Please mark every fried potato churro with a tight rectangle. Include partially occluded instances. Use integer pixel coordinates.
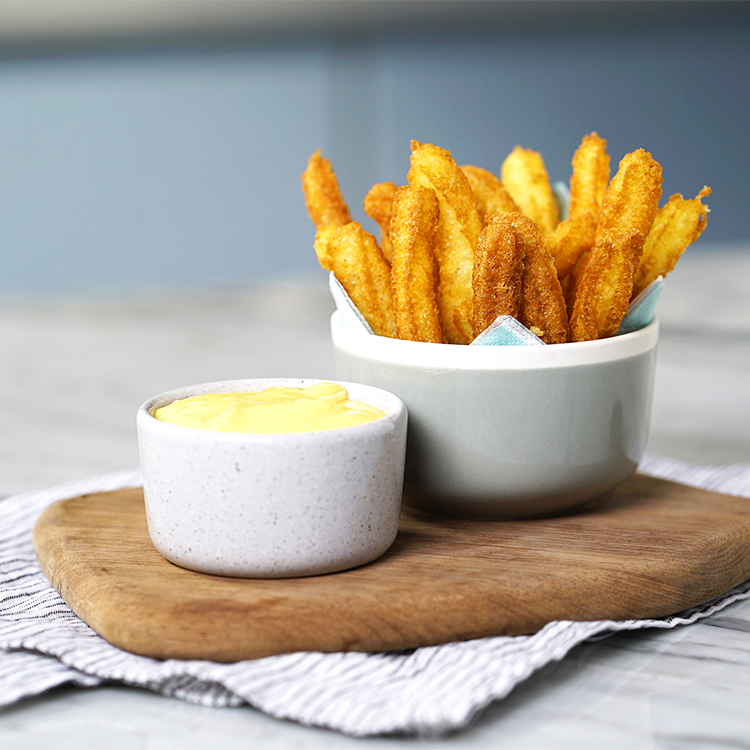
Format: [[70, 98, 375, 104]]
[[364, 181, 398, 264], [570, 227, 645, 342], [408, 141, 482, 344], [472, 213, 525, 337], [501, 146, 559, 235], [313, 224, 337, 272], [390, 186, 444, 343], [324, 221, 396, 338], [546, 213, 597, 280], [301, 149, 351, 229], [568, 132, 610, 222], [460, 165, 519, 224], [304, 135, 710, 345], [597, 149, 663, 241], [509, 213, 569, 344], [632, 186, 711, 298], [562, 249, 588, 315]]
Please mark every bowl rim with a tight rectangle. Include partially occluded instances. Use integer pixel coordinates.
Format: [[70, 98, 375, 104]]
[[331, 311, 659, 370], [137, 377, 406, 440]]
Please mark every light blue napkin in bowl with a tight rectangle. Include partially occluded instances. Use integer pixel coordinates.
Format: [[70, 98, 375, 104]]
[[329, 269, 664, 345], [616, 276, 665, 335], [329, 273, 374, 335], [470, 316, 545, 346]]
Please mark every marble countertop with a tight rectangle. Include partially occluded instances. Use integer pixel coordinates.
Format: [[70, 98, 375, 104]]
[[1, 246, 749, 747]]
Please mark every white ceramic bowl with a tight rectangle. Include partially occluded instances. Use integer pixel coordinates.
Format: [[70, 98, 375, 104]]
[[136, 378, 407, 578], [332, 313, 659, 519]]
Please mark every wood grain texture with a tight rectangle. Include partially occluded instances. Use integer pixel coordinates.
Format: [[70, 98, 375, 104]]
[[33, 474, 750, 662]]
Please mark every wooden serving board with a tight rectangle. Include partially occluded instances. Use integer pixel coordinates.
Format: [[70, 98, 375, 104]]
[[33, 474, 750, 663]]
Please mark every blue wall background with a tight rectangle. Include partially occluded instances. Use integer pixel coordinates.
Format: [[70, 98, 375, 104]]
[[0, 3, 747, 296]]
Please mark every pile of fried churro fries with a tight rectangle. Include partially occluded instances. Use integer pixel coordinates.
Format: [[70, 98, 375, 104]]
[[302, 134, 710, 344]]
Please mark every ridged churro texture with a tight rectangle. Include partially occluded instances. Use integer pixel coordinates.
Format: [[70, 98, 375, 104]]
[[460, 165, 519, 224], [390, 186, 444, 343], [472, 213, 525, 337], [501, 146, 559, 236], [364, 181, 398, 265], [301, 150, 351, 229], [408, 141, 482, 344], [509, 213, 570, 344], [568, 132, 611, 223], [570, 227, 645, 342], [596, 149, 663, 242], [546, 213, 597, 280], [633, 187, 711, 298], [303, 135, 710, 345], [317, 222, 396, 338]]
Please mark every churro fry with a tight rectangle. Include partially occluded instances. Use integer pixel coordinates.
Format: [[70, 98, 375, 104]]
[[408, 141, 482, 344], [304, 135, 709, 346], [546, 213, 597, 280], [460, 165, 519, 224], [501, 146, 559, 235], [563, 249, 588, 314], [568, 132, 610, 222], [301, 150, 351, 229], [632, 187, 711, 298], [313, 224, 337, 272], [472, 213, 525, 337], [326, 221, 396, 338], [364, 181, 398, 264], [570, 227, 645, 342], [563, 148, 662, 318], [390, 186, 444, 343], [509, 213, 569, 344], [597, 149, 663, 241]]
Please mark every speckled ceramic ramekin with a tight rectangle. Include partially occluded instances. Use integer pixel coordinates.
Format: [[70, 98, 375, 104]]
[[136, 378, 407, 578]]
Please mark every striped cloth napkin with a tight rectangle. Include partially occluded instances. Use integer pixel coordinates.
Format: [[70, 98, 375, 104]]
[[2, 457, 749, 737]]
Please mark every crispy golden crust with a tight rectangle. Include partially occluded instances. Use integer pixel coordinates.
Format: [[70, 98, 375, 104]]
[[507, 213, 569, 344], [472, 213, 525, 337], [460, 165, 519, 224], [632, 186, 711, 298], [301, 150, 352, 229], [389, 186, 444, 343], [364, 181, 398, 264], [313, 224, 337, 272], [596, 149, 663, 242], [568, 132, 610, 222], [562, 249, 588, 314], [500, 146, 559, 235], [408, 141, 482, 344], [303, 136, 707, 346], [570, 227, 645, 341], [546, 213, 597, 280], [326, 221, 397, 338]]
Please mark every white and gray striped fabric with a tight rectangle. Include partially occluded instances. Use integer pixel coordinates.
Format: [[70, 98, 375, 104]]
[[2, 457, 750, 737]]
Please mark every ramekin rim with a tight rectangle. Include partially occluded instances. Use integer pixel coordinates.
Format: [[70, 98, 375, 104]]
[[136, 377, 406, 440]]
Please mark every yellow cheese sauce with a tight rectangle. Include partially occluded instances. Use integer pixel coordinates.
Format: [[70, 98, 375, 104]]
[[152, 382, 386, 434]]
